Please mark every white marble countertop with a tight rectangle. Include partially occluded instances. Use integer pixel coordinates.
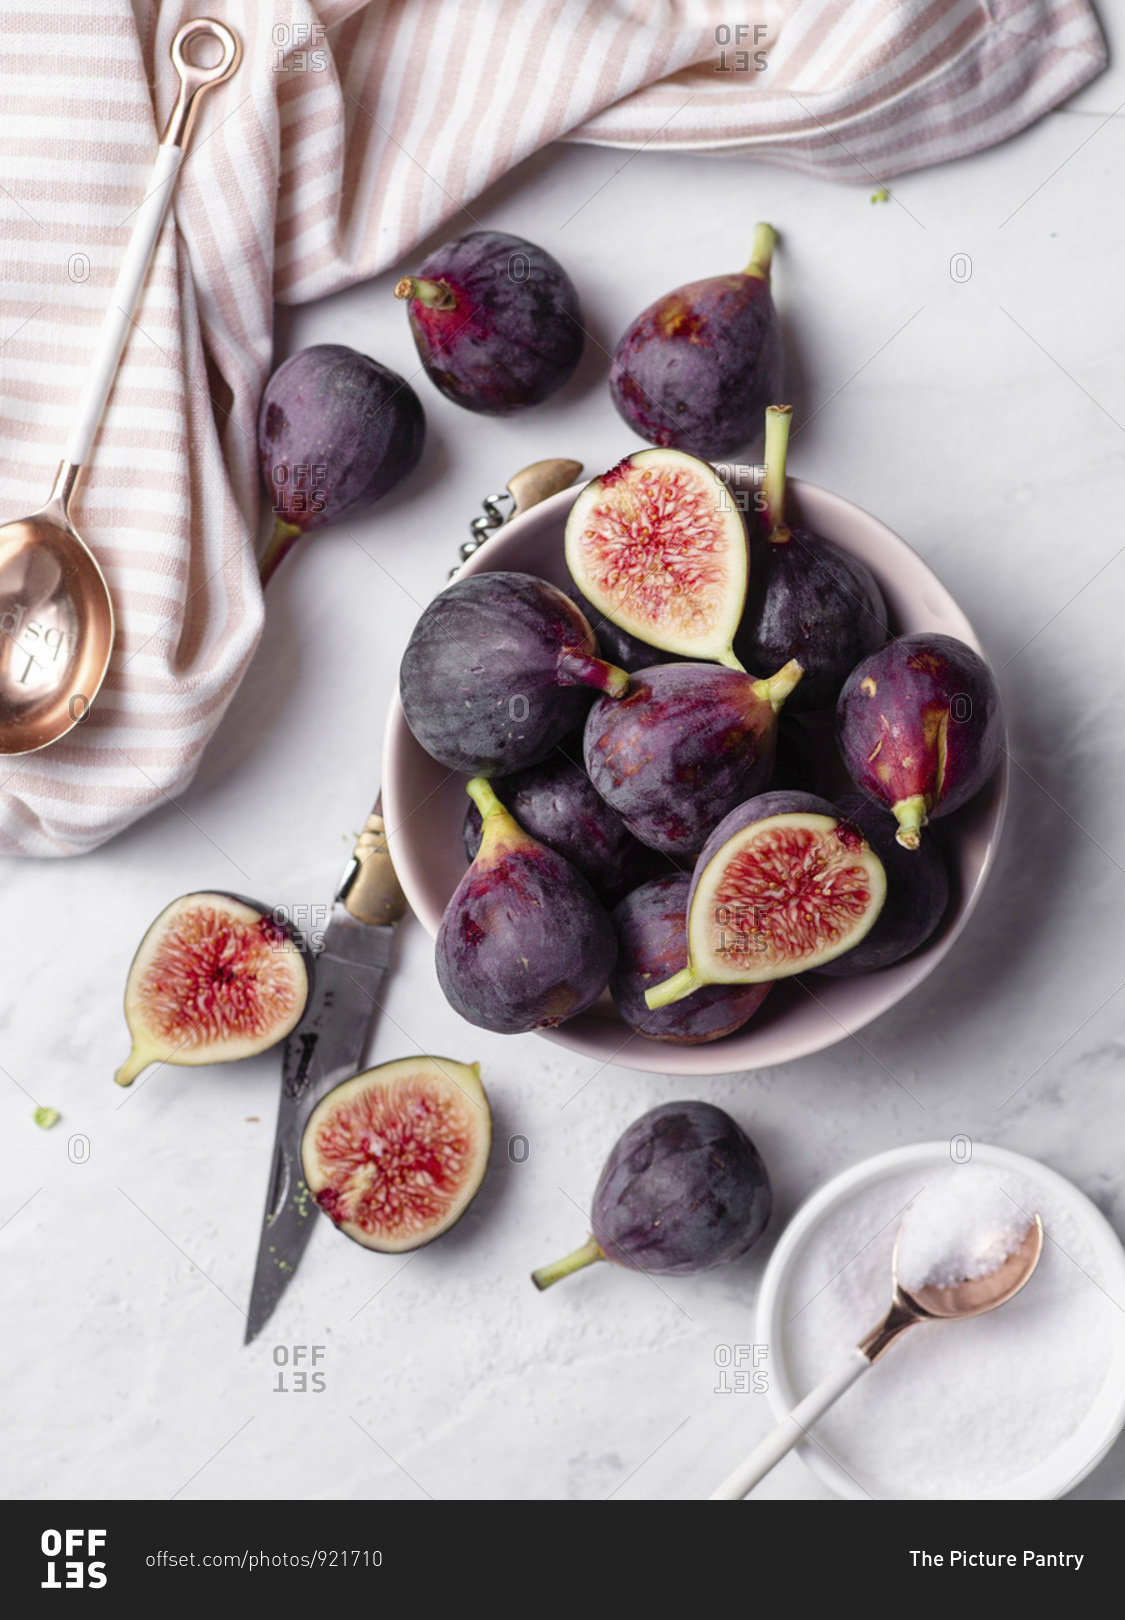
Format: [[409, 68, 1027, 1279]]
[[4, 21, 1125, 1501]]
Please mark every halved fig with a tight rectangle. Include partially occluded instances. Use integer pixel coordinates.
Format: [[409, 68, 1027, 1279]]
[[115, 893, 310, 1086], [645, 791, 886, 1008], [564, 448, 749, 669], [610, 877, 771, 1044], [301, 1057, 491, 1253]]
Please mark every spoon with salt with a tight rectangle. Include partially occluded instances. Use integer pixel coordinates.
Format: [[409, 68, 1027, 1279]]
[[709, 1202, 1044, 1499]]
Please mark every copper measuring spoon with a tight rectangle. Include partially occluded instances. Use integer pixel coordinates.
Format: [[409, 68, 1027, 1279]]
[[710, 1212, 1044, 1498], [0, 18, 240, 756]]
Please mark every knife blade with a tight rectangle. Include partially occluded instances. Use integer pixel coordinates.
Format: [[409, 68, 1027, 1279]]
[[244, 458, 583, 1343], [244, 801, 407, 1344]]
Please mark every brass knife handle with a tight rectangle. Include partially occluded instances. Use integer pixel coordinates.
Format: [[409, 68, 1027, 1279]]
[[344, 804, 408, 926]]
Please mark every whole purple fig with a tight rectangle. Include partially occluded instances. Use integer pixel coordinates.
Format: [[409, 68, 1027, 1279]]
[[401, 572, 628, 776], [394, 230, 583, 414], [610, 876, 770, 1043], [583, 659, 802, 858], [531, 1101, 771, 1288], [462, 751, 658, 905], [437, 778, 617, 1034], [837, 633, 1004, 849], [736, 406, 888, 710], [813, 795, 949, 975], [257, 344, 425, 584], [609, 223, 781, 459]]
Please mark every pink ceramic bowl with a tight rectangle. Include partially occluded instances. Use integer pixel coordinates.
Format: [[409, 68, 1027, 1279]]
[[382, 473, 1007, 1075]]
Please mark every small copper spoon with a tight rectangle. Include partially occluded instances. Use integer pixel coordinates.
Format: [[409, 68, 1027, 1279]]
[[710, 1212, 1044, 1499], [0, 19, 240, 756]]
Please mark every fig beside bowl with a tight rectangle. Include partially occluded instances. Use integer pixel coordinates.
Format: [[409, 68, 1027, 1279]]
[[382, 472, 1007, 1077]]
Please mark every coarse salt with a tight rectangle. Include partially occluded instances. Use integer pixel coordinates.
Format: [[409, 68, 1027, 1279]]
[[895, 1168, 1033, 1291], [782, 1163, 1114, 1498]]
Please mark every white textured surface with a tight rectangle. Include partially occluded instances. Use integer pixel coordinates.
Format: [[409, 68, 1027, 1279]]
[[4, 66, 1125, 1500]]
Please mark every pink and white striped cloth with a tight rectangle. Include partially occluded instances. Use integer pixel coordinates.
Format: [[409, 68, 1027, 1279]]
[[0, 0, 1106, 856]]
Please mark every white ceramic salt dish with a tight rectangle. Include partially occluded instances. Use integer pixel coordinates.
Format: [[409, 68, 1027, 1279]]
[[382, 476, 1008, 1076], [754, 1141, 1125, 1500]]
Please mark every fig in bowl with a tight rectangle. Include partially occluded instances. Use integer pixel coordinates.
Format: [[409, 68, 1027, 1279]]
[[381, 468, 1006, 1076]]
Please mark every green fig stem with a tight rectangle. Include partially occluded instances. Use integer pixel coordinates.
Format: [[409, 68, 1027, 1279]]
[[645, 965, 701, 1011], [752, 657, 804, 713], [258, 518, 303, 588], [466, 775, 508, 826], [762, 404, 793, 537], [465, 777, 526, 859], [892, 794, 929, 850], [745, 221, 777, 281], [114, 1046, 150, 1087], [531, 1236, 604, 1290], [557, 650, 630, 698], [717, 648, 748, 673], [394, 275, 456, 311]]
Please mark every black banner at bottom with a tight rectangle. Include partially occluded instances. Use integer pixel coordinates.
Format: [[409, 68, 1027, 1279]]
[[2, 1497, 1114, 1603]]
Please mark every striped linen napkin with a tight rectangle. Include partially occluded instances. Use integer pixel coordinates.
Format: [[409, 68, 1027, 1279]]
[[0, 0, 1105, 855]]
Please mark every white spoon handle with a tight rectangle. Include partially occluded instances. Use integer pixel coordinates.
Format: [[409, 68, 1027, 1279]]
[[709, 1348, 870, 1499], [63, 19, 240, 469], [64, 144, 184, 467]]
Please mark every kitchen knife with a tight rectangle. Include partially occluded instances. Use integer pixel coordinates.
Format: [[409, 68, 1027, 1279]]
[[243, 457, 582, 1343], [244, 801, 407, 1343]]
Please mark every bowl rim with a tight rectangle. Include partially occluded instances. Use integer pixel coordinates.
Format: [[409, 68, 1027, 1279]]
[[381, 472, 1009, 1075], [753, 1141, 1125, 1500]]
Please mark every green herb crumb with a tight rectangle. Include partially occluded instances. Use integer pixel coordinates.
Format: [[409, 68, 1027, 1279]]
[[870, 188, 889, 204], [34, 1106, 60, 1129]]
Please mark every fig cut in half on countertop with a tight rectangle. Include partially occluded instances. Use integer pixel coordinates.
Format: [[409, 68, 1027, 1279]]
[[115, 893, 310, 1086], [301, 1057, 492, 1252]]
